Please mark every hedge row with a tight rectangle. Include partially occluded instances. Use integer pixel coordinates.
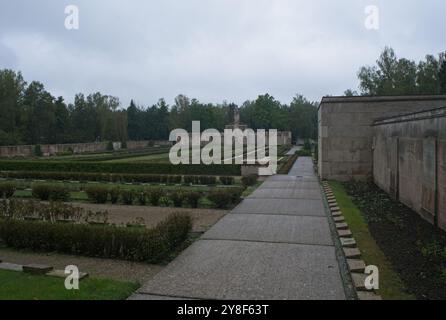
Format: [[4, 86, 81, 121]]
[[278, 154, 299, 174], [0, 171, 237, 185], [85, 186, 244, 209], [0, 213, 192, 263], [0, 161, 241, 176]]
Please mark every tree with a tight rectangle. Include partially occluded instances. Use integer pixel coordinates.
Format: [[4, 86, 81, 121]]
[[440, 60, 446, 94], [357, 47, 443, 96]]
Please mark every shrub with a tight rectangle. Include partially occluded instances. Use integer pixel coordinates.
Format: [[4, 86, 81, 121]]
[[34, 144, 43, 157], [48, 185, 70, 202], [219, 176, 235, 185], [297, 149, 312, 157], [147, 188, 165, 206], [170, 191, 185, 207], [0, 213, 192, 263], [0, 182, 16, 199], [207, 190, 233, 209], [32, 184, 52, 201], [229, 187, 244, 205], [167, 175, 182, 184], [121, 189, 135, 205], [185, 192, 201, 208], [85, 186, 109, 204], [109, 187, 120, 204], [241, 175, 258, 187], [106, 141, 114, 151], [199, 176, 217, 185], [137, 189, 147, 205], [0, 161, 241, 176]]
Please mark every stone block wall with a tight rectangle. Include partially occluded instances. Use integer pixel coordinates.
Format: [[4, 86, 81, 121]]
[[318, 95, 446, 181], [373, 107, 446, 231]]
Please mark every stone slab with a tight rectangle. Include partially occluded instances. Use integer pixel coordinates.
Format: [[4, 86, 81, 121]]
[[352, 273, 368, 291], [338, 229, 352, 237], [343, 248, 361, 259], [232, 199, 325, 217], [138, 240, 345, 300], [0, 262, 23, 272], [46, 269, 89, 280], [340, 238, 357, 248], [336, 223, 349, 230], [357, 292, 382, 300], [202, 214, 334, 246], [248, 188, 322, 200], [347, 259, 366, 273], [333, 216, 345, 223], [23, 264, 54, 275]]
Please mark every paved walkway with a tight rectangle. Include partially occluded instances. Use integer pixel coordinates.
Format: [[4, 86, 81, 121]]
[[130, 157, 345, 300]]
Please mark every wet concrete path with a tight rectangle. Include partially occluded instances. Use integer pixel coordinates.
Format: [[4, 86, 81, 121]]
[[130, 157, 345, 300]]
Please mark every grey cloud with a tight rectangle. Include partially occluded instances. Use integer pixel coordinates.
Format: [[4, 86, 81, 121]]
[[0, 0, 444, 106]]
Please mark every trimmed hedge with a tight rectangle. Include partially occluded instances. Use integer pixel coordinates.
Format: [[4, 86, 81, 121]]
[[0, 182, 16, 199], [0, 171, 235, 185], [241, 175, 258, 187], [0, 161, 241, 176], [0, 213, 192, 263], [32, 184, 70, 202]]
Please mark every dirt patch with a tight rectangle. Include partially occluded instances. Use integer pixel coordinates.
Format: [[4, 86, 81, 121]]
[[0, 247, 163, 285], [343, 182, 446, 300], [73, 202, 227, 232]]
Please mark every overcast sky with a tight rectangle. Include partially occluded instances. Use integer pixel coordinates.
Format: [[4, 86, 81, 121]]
[[0, 0, 444, 107]]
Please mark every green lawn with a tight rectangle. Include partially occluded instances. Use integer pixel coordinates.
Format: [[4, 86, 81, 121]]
[[0, 270, 138, 300], [329, 181, 415, 300]]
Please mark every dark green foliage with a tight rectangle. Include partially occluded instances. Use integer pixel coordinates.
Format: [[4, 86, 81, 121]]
[[219, 176, 235, 185], [85, 186, 109, 204], [185, 192, 201, 208], [32, 184, 69, 202], [170, 191, 185, 207], [147, 188, 164, 206], [440, 60, 446, 94], [0, 182, 16, 199], [0, 161, 241, 176], [106, 141, 114, 151], [121, 189, 135, 205], [33, 145, 43, 157], [207, 190, 233, 209], [241, 175, 258, 187], [0, 214, 192, 263], [137, 189, 147, 205], [109, 187, 120, 204]]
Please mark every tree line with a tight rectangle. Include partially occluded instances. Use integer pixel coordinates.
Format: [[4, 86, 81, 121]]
[[346, 47, 446, 96], [0, 69, 318, 146]]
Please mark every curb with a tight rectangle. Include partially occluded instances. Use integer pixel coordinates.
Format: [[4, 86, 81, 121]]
[[321, 181, 382, 301]]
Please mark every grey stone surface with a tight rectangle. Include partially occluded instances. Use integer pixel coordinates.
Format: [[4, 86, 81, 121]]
[[340, 238, 357, 248], [248, 188, 323, 200], [202, 214, 333, 246], [343, 248, 361, 259], [133, 155, 346, 301], [357, 292, 382, 300], [352, 273, 368, 291], [338, 229, 352, 237], [138, 240, 345, 300], [347, 259, 366, 273], [232, 198, 325, 217], [336, 223, 349, 230], [0, 262, 23, 272]]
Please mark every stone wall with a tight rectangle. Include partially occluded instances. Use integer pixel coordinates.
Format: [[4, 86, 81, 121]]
[[318, 95, 446, 181], [0, 140, 171, 158], [373, 107, 446, 231]]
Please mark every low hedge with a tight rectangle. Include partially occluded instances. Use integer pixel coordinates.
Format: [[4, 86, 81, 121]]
[[0, 171, 234, 185], [32, 184, 70, 202], [0, 182, 16, 199], [0, 161, 241, 176], [278, 154, 299, 174], [0, 213, 192, 263]]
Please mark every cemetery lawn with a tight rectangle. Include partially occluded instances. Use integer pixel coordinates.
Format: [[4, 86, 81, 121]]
[[0, 269, 138, 300], [329, 181, 415, 300]]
